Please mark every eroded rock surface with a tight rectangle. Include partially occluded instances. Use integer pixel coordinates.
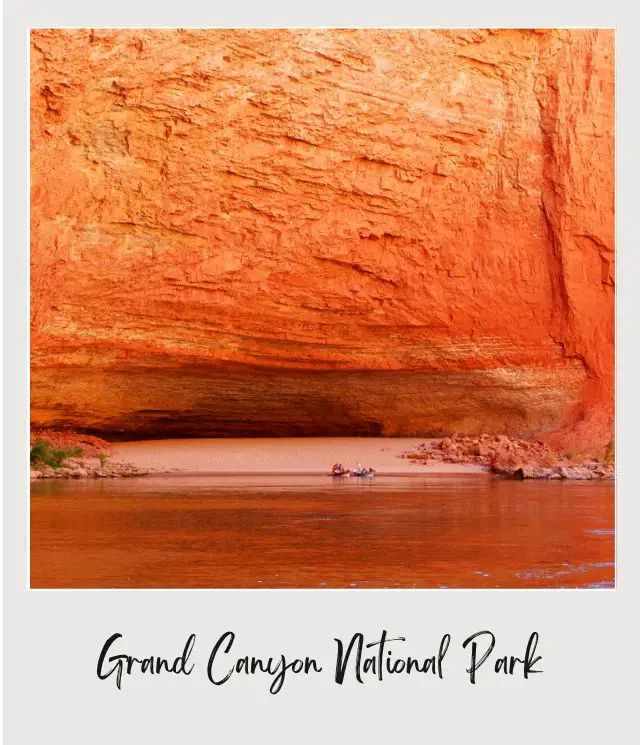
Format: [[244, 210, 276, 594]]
[[402, 436, 614, 480], [30, 29, 614, 444]]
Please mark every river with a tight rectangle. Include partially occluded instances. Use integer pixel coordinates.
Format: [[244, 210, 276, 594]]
[[30, 474, 614, 589]]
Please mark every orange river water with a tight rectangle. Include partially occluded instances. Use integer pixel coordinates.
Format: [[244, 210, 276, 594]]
[[31, 473, 614, 589]]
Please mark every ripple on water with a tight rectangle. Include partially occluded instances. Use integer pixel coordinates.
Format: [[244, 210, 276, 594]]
[[584, 580, 615, 589], [30, 474, 614, 588]]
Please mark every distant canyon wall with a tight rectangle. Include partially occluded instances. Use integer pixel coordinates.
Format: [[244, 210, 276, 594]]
[[30, 29, 614, 445]]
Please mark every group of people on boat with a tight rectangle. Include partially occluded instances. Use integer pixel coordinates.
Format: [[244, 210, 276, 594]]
[[331, 463, 375, 477]]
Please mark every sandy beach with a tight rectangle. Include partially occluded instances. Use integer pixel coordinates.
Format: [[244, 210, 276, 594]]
[[113, 437, 488, 475]]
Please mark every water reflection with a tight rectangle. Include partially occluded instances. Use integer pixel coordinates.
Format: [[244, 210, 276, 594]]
[[31, 474, 614, 589]]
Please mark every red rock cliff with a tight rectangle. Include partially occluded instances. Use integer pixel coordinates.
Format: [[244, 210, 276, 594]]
[[30, 29, 614, 444]]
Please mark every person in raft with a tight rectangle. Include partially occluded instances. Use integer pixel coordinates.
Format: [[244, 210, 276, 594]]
[[353, 464, 375, 476], [332, 463, 346, 475]]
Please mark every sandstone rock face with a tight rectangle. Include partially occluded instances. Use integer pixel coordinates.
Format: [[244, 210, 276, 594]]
[[30, 29, 614, 444]]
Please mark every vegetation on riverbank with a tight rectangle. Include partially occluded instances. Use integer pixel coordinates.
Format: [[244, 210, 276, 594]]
[[30, 439, 84, 469], [30, 432, 152, 479]]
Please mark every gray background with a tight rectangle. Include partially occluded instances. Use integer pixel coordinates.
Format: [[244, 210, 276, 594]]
[[4, 1, 638, 742]]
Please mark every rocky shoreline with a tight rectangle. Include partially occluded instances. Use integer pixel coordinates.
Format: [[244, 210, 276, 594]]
[[30, 430, 614, 481], [30, 458, 159, 480], [401, 435, 614, 480], [29, 429, 173, 479]]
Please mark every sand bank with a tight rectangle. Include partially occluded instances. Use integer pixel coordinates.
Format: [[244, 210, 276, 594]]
[[112, 437, 488, 475]]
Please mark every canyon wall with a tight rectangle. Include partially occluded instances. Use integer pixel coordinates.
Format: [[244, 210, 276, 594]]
[[30, 29, 614, 444]]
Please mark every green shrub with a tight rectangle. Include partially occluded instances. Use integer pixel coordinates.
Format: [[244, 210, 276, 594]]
[[98, 453, 108, 468], [30, 439, 83, 469], [562, 449, 577, 462], [30, 440, 51, 466]]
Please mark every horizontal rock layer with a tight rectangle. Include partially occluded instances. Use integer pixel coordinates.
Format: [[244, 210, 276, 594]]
[[31, 361, 587, 439], [30, 29, 614, 443]]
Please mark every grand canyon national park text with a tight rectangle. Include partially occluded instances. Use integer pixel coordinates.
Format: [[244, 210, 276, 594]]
[[96, 630, 543, 693]]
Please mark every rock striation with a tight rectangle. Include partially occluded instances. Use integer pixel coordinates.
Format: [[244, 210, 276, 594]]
[[30, 29, 614, 445]]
